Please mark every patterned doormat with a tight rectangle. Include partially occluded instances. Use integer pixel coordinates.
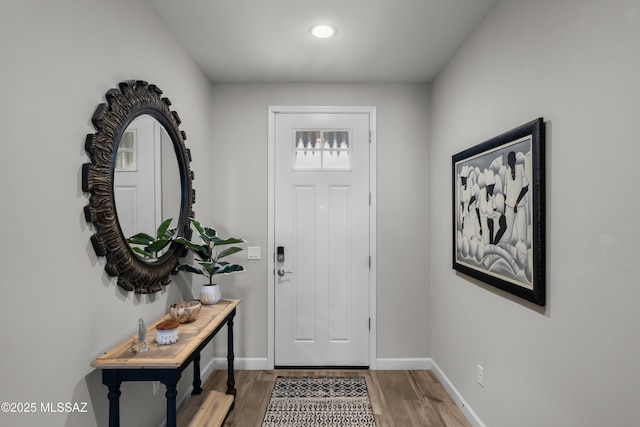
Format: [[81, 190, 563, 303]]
[[262, 376, 376, 427]]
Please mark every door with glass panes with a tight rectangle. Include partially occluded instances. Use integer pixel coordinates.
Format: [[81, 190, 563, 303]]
[[274, 111, 371, 366]]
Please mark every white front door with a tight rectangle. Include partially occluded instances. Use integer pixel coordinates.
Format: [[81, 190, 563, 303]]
[[274, 111, 371, 366]]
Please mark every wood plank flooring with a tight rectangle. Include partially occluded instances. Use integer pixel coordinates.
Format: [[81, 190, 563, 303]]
[[202, 370, 471, 426]]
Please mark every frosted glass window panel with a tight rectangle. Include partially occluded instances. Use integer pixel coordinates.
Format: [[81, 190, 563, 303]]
[[294, 131, 322, 169], [115, 151, 136, 170], [295, 150, 322, 169], [294, 130, 351, 170], [323, 131, 349, 150], [322, 131, 350, 169], [296, 131, 320, 150], [120, 131, 135, 149], [116, 130, 137, 171], [323, 149, 350, 169]]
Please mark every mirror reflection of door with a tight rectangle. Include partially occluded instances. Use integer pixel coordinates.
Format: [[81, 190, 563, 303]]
[[114, 115, 181, 257]]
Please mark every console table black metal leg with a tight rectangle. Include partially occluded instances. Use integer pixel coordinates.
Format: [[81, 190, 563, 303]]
[[102, 370, 121, 427], [226, 309, 236, 397], [192, 352, 203, 395], [165, 382, 178, 427]]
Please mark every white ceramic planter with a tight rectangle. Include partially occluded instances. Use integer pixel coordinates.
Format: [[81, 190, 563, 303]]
[[200, 284, 221, 305]]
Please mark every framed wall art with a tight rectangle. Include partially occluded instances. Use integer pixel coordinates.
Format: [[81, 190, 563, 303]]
[[452, 118, 545, 306]]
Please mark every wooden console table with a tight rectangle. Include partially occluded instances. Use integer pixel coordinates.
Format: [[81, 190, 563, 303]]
[[91, 299, 240, 427]]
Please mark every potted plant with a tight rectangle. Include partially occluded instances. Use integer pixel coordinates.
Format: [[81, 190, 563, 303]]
[[126, 218, 176, 261], [174, 218, 245, 305]]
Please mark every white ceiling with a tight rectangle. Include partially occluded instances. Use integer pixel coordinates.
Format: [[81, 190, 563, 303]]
[[144, 0, 498, 83]]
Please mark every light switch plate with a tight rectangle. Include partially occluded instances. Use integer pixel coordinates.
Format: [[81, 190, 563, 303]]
[[247, 246, 261, 260]]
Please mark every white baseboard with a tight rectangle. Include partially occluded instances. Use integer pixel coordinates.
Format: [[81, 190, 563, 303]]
[[375, 357, 433, 370], [429, 359, 485, 427], [212, 357, 270, 370]]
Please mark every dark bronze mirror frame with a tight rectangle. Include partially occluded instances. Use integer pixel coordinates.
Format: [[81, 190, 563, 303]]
[[82, 80, 195, 293]]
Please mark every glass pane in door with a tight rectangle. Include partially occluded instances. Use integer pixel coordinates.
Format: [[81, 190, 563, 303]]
[[294, 130, 351, 170]]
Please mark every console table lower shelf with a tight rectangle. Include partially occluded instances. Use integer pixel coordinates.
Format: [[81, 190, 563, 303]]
[[176, 390, 234, 427], [91, 299, 240, 427]]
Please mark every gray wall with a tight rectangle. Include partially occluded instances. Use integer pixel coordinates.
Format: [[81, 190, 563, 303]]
[[0, 1, 212, 426], [207, 83, 431, 361], [429, 0, 640, 425]]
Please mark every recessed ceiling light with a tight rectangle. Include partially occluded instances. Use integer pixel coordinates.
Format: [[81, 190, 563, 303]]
[[310, 24, 336, 39]]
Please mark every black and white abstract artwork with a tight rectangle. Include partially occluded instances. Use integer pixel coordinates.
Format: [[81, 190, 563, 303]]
[[452, 118, 545, 306]]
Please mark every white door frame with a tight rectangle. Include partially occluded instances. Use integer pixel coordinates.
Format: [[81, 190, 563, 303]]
[[267, 106, 377, 369]]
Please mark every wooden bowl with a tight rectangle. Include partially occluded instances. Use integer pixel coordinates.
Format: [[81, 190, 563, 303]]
[[169, 300, 202, 323]]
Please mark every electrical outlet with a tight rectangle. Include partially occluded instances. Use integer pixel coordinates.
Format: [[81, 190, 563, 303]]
[[153, 381, 160, 395], [477, 364, 484, 387]]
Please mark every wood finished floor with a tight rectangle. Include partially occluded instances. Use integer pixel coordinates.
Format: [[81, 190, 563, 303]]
[[203, 370, 471, 427]]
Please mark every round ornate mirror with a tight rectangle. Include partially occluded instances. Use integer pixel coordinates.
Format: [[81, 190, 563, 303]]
[[82, 80, 195, 293]]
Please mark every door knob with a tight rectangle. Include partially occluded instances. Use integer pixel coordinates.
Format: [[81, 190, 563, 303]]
[[277, 268, 292, 277]]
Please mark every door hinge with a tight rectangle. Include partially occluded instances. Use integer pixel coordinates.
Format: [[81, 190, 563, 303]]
[[369, 192, 371, 205], [369, 256, 371, 269], [369, 318, 371, 330], [369, 131, 372, 143]]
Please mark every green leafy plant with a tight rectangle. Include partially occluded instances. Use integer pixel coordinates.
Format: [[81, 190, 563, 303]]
[[126, 218, 176, 260], [174, 218, 245, 285]]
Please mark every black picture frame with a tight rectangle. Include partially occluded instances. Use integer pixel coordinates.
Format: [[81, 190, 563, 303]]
[[452, 118, 545, 306]]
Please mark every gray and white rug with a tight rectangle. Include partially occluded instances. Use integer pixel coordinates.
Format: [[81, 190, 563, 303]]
[[262, 376, 376, 426]]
